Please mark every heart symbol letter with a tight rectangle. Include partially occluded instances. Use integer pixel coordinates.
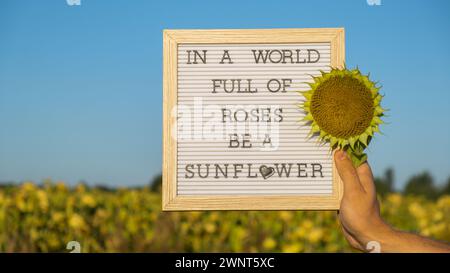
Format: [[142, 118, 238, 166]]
[[259, 165, 275, 179]]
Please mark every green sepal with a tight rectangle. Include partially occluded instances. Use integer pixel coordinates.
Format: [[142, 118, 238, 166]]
[[303, 113, 313, 121], [372, 116, 383, 125], [348, 151, 367, 167], [311, 123, 320, 134], [346, 145, 368, 167], [330, 137, 338, 148], [349, 136, 357, 150], [360, 132, 369, 146], [374, 106, 385, 116]]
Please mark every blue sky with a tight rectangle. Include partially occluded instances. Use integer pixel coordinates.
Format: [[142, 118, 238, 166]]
[[0, 0, 449, 188]]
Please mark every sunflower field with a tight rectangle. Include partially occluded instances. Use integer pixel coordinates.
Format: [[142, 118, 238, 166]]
[[0, 182, 449, 252]]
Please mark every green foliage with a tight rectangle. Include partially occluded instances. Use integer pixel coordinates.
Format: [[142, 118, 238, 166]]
[[374, 168, 395, 196], [404, 172, 438, 199], [0, 182, 449, 252], [441, 177, 450, 196], [150, 174, 162, 193]]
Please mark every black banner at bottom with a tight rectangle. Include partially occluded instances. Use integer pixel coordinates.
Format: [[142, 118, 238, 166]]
[[0, 253, 447, 272]]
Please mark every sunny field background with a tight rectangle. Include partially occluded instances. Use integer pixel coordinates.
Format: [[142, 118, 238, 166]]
[[1, 171, 449, 252]]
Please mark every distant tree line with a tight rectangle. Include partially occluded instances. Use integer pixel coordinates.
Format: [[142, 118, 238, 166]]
[[375, 168, 450, 199], [2, 169, 449, 200]]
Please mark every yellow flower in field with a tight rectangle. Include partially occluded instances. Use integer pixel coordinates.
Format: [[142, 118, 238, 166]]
[[209, 212, 219, 222], [386, 193, 402, 207], [76, 184, 86, 193], [2, 182, 448, 253], [21, 182, 36, 192], [408, 202, 427, 219], [428, 223, 446, 237], [262, 237, 277, 250], [36, 190, 49, 211], [30, 229, 39, 240], [192, 237, 202, 251], [418, 219, 428, 229], [282, 243, 303, 253], [293, 227, 307, 239], [433, 211, 444, 221], [204, 222, 216, 233], [421, 227, 431, 236], [230, 227, 247, 251], [56, 182, 68, 192], [307, 228, 324, 244], [126, 218, 138, 234], [51, 212, 65, 223], [47, 233, 61, 249], [69, 213, 87, 230], [15, 194, 28, 212], [301, 219, 314, 230], [279, 211, 293, 222], [81, 194, 97, 208], [189, 211, 202, 220], [437, 195, 450, 209], [325, 243, 340, 252], [94, 208, 108, 219]]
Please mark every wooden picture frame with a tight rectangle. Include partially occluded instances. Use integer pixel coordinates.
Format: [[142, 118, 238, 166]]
[[163, 28, 345, 210]]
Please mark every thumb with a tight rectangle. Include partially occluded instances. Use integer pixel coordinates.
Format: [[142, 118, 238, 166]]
[[334, 150, 365, 196]]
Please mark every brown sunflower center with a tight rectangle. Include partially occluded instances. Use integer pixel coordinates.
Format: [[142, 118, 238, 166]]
[[310, 75, 374, 138]]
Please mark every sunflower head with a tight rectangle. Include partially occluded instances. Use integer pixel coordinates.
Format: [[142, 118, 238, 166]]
[[300, 67, 385, 166]]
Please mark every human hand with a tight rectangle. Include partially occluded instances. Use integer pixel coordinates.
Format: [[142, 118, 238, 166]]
[[334, 150, 450, 253], [334, 150, 392, 252]]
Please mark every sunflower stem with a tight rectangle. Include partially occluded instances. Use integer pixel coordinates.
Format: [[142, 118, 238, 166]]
[[346, 147, 367, 167]]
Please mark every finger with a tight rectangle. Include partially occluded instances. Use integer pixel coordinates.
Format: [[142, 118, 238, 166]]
[[334, 150, 365, 196], [356, 162, 376, 197]]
